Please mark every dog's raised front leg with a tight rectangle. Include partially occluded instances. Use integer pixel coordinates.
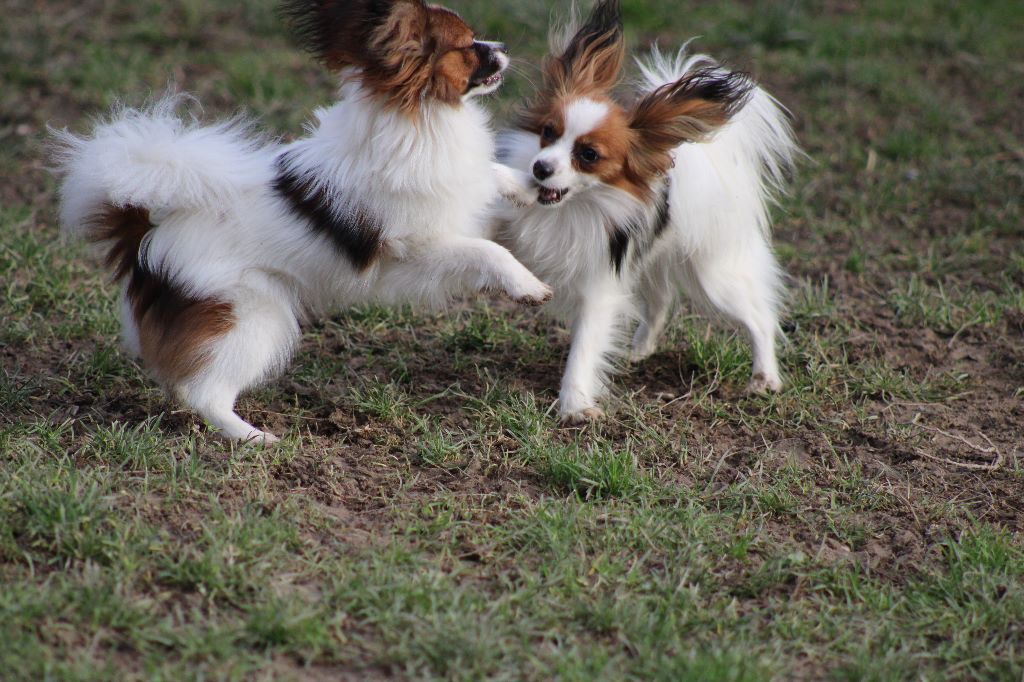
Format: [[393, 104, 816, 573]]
[[375, 236, 552, 306], [493, 162, 537, 208]]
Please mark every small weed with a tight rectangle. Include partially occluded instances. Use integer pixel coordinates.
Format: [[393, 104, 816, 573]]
[[242, 597, 336, 662], [6, 461, 121, 565], [416, 422, 470, 468], [540, 442, 655, 500], [678, 320, 752, 387], [83, 419, 173, 473], [348, 381, 414, 425], [889, 274, 1016, 335]]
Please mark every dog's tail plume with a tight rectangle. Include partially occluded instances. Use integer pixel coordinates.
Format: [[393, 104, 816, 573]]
[[50, 95, 267, 250]]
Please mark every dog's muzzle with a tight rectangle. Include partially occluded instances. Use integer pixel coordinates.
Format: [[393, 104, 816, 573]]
[[466, 41, 508, 91]]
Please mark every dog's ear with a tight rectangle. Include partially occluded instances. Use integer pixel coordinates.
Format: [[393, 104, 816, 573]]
[[368, 0, 428, 58], [626, 68, 752, 179], [281, 0, 428, 71], [544, 0, 624, 95], [517, 0, 624, 133]]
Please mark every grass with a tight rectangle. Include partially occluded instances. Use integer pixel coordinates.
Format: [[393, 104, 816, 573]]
[[2, 0, 1023, 679]]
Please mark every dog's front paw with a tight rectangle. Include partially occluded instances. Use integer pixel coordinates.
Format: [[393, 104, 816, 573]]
[[500, 188, 535, 208], [746, 372, 783, 395], [241, 429, 280, 446], [560, 406, 605, 425], [508, 278, 553, 306], [494, 163, 537, 208]]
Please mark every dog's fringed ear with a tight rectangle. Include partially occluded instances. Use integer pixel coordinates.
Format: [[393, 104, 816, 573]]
[[545, 0, 624, 95], [518, 0, 624, 132], [368, 0, 428, 58], [281, 0, 428, 71], [627, 68, 753, 179]]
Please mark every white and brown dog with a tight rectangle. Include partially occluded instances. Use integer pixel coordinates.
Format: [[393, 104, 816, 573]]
[[53, 0, 550, 442], [497, 0, 799, 422]]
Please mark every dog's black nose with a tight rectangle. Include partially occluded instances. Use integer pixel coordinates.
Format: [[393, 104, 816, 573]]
[[533, 160, 554, 181]]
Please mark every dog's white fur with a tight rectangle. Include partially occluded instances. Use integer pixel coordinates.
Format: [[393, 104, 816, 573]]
[[54, 74, 551, 443], [498, 47, 799, 422]]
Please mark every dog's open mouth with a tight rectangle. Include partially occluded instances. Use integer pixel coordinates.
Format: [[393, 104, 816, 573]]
[[471, 72, 503, 90], [538, 186, 570, 205]]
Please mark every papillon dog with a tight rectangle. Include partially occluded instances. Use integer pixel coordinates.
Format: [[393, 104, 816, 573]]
[[497, 0, 799, 423], [53, 0, 551, 443]]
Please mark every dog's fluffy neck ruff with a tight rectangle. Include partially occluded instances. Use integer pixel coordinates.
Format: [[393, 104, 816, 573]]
[[498, 174, 658, 319], [281, 79, 497, 212]]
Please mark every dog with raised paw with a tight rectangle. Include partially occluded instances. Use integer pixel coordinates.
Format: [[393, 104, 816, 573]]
[[53, 0, 551, 443]]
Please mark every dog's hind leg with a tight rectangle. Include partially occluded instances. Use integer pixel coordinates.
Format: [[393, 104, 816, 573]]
[[679, 238, 784, 394], [631, 252, 676, 362], [182, 385, 278, 443], [172, 292, 300, 443]]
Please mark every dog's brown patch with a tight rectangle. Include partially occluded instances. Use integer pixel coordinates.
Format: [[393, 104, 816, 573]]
[[366, 4, 483, 109], [425, 6, 474, 49], [362, 1, 434, 110], [568, 103, 647, 198], [130, 271, 235, 385], [431, 46, 479, 103], [88, 204, 155, 281], [534, 105, 568, 152], [87, 204, 235, 385], [518, 0, 624, 132], [281, 0, 485, 113], [519, 0, 751, 200]]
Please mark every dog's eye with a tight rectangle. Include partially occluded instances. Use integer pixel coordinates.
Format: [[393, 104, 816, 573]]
[[577, 146, 600, 164], [541, 124, 557, 142]]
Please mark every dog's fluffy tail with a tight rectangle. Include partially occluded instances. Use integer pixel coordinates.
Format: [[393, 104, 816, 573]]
[[51, 96, 268, 245], [636, 44, 800, 212]]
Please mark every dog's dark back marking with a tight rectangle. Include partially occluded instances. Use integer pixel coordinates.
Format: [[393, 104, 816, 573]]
[[87, 204, 236, 384], [274, 154, 385, 271]]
